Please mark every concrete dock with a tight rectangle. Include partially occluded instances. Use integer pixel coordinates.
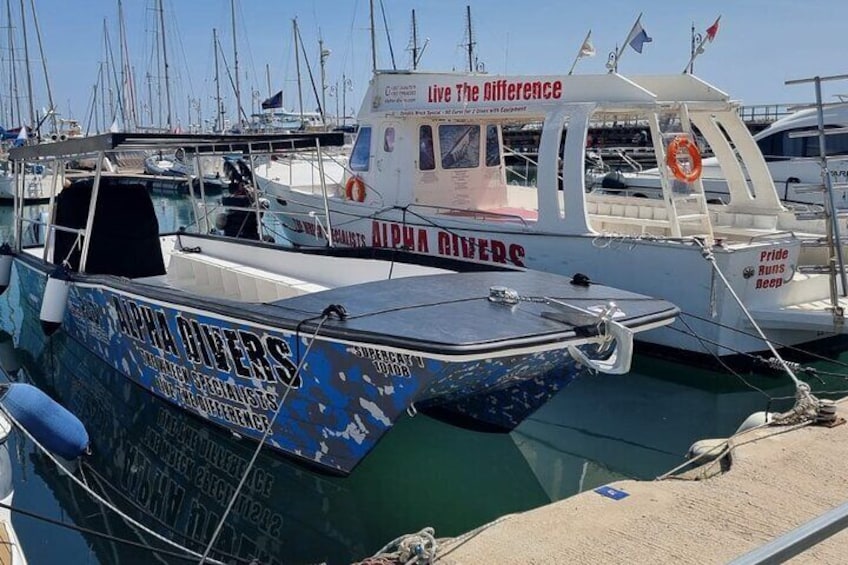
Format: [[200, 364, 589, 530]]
[[435, 400, 848, 564]]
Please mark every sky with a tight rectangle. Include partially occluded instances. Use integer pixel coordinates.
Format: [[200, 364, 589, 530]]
[[8, 0, 848, 131]]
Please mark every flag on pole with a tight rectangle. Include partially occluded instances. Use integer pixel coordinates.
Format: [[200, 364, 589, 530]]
[[579, 32, 596, 58], [706, 17, 720, 42], [261, 90, 284, 110], [626, 20, 652, 53]]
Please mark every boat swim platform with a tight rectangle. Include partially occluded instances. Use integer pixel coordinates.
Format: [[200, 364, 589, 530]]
[[435, 401, 848, 564]]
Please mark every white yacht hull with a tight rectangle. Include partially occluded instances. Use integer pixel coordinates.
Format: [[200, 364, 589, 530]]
[[259, 186, 845, 358]]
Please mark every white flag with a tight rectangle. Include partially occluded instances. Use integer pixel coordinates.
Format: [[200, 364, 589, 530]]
[[579, 34, 596, 58]]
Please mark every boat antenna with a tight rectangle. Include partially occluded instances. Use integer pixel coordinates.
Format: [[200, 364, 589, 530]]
[[409, 8, 428, 70], [378, 0, 396, 70], [465, 5, 473, 72]]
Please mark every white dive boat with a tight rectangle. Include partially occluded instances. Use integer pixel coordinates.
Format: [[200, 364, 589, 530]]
[[1, 133, 677, 476], [592, 101, 848, 208], [254, 70, 848, 360]]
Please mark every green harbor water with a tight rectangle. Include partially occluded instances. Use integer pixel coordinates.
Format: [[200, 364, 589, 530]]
[[0, 195, 845, 564]]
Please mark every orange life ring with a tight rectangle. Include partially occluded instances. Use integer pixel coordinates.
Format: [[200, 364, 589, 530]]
[[665, 135, 702, 183], [345, 176, 367, 202]]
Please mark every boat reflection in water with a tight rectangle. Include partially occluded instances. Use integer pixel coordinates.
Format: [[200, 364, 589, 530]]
[[2, 299, 550, 565]]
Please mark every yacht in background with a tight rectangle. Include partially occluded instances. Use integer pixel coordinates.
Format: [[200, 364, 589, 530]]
[[593, 101, 848, 208]]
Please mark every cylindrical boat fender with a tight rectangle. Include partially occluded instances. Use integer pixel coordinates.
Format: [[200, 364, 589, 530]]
[[39, 264, 71, 335], [0, 383, 89, 460], [0, 243, 13, 295]]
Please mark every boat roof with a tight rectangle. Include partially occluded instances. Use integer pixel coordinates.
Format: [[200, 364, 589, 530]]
[[8, 131, 345, 161], [361, 70, 734, 121], [754, 102, 848, 138]]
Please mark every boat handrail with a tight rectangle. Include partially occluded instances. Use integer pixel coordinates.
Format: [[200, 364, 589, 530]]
[[8, 132, 347, 162], [407, 202, 533, 228], [502, 147, 565, 184]]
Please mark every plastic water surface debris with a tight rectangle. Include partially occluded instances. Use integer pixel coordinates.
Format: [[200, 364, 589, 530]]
[[594, 486, 629, 500]]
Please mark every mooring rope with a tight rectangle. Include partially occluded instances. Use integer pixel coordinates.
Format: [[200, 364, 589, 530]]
[[198, 311, 331, 564], [0, 403, 226, 565], [695, 240, 819, 424]]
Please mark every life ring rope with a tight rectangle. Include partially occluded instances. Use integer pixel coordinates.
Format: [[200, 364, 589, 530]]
[[345, 176, 367, 202], [665, 135, 702, 183]]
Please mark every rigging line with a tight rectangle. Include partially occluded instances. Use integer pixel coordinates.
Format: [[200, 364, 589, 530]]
[[696, 241, 819, 422], [378, 0, 396, 70], [199, 312, 331, 563], [0, 499, 210, 563], [0, 400, 226, 564], [662, 322, 825, 384], [672, 314, 775, 399], [680, 310, 848, 371]]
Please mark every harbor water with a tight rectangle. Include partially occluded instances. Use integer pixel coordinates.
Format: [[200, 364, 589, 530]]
[[0, 195, 840, 564]]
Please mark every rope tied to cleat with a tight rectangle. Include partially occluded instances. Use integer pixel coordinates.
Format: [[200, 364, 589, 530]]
[[695, 240, 820, 425]]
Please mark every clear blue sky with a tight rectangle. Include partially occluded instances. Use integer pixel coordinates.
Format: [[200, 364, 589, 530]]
[[10, 0, 848, 130]]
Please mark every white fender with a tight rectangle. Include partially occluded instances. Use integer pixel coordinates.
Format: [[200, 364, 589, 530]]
[[40, 266, 71, 335], [567, 320, 634, 375]]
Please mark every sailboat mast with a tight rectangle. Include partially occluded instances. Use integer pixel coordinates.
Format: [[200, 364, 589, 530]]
[[157, 0, 172, 130], [369, 0, 376, 72], [117, 0, 134, 130], [213, 28, 223, 132], [7, 0, 20, 126], [319, 36, 327, 126], [29, 0, 56, 133], [466, 5, 474, 73], [231, 0, 242, 125], [293, 19, 303, 125], [18, 0, 34, 129]]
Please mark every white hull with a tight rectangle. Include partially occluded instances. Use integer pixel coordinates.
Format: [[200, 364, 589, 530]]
[[257, 183, 844, 357]]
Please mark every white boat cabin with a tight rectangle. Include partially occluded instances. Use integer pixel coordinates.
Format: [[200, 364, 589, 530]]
[[344, 70, 791, 243]]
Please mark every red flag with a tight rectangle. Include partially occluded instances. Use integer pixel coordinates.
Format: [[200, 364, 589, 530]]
[[706, 17, 720, 42]]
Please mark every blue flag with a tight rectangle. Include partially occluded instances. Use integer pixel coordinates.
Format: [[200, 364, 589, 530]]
[[627, 21, 652, 54]]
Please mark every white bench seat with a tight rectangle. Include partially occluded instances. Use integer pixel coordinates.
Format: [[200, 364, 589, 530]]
[[167, 251, 329, 302]]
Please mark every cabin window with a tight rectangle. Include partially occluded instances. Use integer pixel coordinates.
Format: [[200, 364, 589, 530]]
[[763, 126, 848, 160], [439, 124, 480, 169], [485, 125, 500, 167], [350, 126, 372, 171], [827, 132, 848, 156], [384, 127, 396, 153], [419, 125, 435, 170], [756, 133, 783, 161]]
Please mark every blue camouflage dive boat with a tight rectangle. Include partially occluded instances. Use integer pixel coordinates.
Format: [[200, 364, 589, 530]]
[[1, 133, 678, 475]]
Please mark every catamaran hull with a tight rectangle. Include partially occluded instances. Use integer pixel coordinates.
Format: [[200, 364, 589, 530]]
[[14, 257, 588, 475]]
